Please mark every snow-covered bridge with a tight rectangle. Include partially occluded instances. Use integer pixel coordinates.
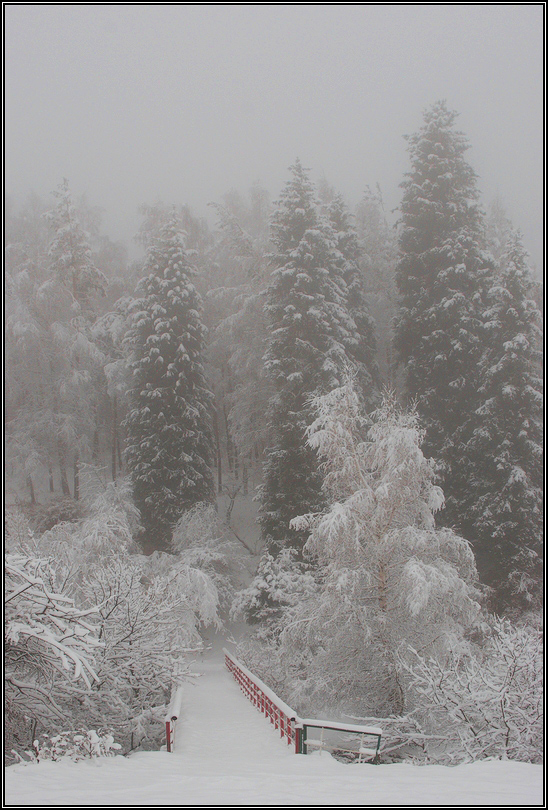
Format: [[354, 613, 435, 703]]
[[5, 637, 543, 806], [167, 639, 381, 763]]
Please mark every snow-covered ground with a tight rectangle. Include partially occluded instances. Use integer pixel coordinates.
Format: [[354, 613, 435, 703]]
[[5, 636, 544, 807]]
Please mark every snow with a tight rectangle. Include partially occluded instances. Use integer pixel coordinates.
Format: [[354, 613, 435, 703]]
[[5, 634, 543, 807]]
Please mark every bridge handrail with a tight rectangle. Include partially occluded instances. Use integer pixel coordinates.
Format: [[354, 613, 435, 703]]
[[223, 647, 382, 760], [223, 648, 296, 719], [164, 685, 184, 752], [224, 647, 300, 751], [298, 718, 383, 736]]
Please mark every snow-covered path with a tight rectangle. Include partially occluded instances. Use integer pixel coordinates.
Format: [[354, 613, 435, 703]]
[[174, 635, 298, 769], [5, 637, 544, 806]]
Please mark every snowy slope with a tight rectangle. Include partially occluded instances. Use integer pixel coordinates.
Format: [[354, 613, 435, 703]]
[[5, 636, 544, 807]]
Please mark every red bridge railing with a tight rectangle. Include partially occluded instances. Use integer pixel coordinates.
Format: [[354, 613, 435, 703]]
[[164, 685, 184, 753], [224, 648, 301, 753], [223, 648, 382, 761]]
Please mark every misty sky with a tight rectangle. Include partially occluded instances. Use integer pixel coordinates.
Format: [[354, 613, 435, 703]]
[[5, 4, 544, 269]]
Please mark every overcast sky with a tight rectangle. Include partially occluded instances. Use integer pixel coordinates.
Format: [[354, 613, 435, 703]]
[[5, 4, 544, 269]]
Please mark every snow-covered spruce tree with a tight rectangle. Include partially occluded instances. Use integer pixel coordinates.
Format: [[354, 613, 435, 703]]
[[276, 382, 481, 717], [323, 191, 379, 407], [206, 186, 274, 490], [258, 160, 371, 559], [467, 231, 543, 612], [124, 215, 214, 553], [43, 179, 107, 318], [485, 197, 514, 264], [354, 186, 400, 390], [394, 103, 496, 532]]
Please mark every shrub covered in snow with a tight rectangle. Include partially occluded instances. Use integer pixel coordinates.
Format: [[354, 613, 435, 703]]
[[5, 551, 101, 757], [232, 547, 317, 628], [29, 495, 84, 534], [5, 487, 222, 758], [172, 502, 241, 613], [28, 729, 122, 762], [401, 617, 543, 764]]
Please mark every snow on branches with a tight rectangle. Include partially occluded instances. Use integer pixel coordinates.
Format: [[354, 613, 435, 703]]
[[5, 488, 222, 757], [278, 381, 482, 717], [402, 619, 543, 764], [5, 552, 100, 727]]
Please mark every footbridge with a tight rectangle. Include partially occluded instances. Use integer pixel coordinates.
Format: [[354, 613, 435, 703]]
[[165, 641, 382, 764]]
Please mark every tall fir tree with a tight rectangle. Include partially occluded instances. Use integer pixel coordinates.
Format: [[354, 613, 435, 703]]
[[485, 197, 514, 264], [323, 191, 380, 407], [354, 186, 400, 390], [124, 215, 214, 553], [468, 231, 543, 612], [44, 179, 107, 318], [259, 160, 365, 557], [393, 101, 495, 536]]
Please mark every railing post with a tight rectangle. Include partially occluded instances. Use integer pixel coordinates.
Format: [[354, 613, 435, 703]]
[[294, 723, 305, 754]]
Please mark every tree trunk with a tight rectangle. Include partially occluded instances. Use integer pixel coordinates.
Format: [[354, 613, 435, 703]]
[[48, 461, 55, 493], [242, 462, 248, 496], [93, 427, 100, 462], [222, 399, 233, 473], [212, 408, 223, 494], [26, 476, 36, 505], [73, 452, 80, 501], [378, 559, 387, 613], [233, 445, 239, 480], [58, 439, 71, 497], [112, 394, 118, 482]]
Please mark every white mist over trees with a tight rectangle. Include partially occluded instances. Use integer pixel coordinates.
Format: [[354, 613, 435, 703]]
[[4, 100, 543, 766]]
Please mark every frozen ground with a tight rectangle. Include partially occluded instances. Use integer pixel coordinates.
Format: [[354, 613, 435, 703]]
[[5, 635, 544, 807]]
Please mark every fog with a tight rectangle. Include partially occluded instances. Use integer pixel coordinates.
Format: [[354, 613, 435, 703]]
[[5, 4, 544, 268]]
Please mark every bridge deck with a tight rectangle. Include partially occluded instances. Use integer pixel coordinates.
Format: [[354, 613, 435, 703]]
[[174, 635, 296, 768]]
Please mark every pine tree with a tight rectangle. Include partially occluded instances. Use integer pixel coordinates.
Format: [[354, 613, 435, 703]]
[[44, 179, 107, 318], [258, 161, 355, 557], [394, 101, 495, 532], [354, 186, 399, 389], [323, 191, 379, 407], [469, 231, 543, 612], [485, 197, 513, 263], [124, 215, 214, 553]]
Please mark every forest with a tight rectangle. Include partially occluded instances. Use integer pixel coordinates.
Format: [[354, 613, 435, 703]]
[[5, 100, 543, 766]]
